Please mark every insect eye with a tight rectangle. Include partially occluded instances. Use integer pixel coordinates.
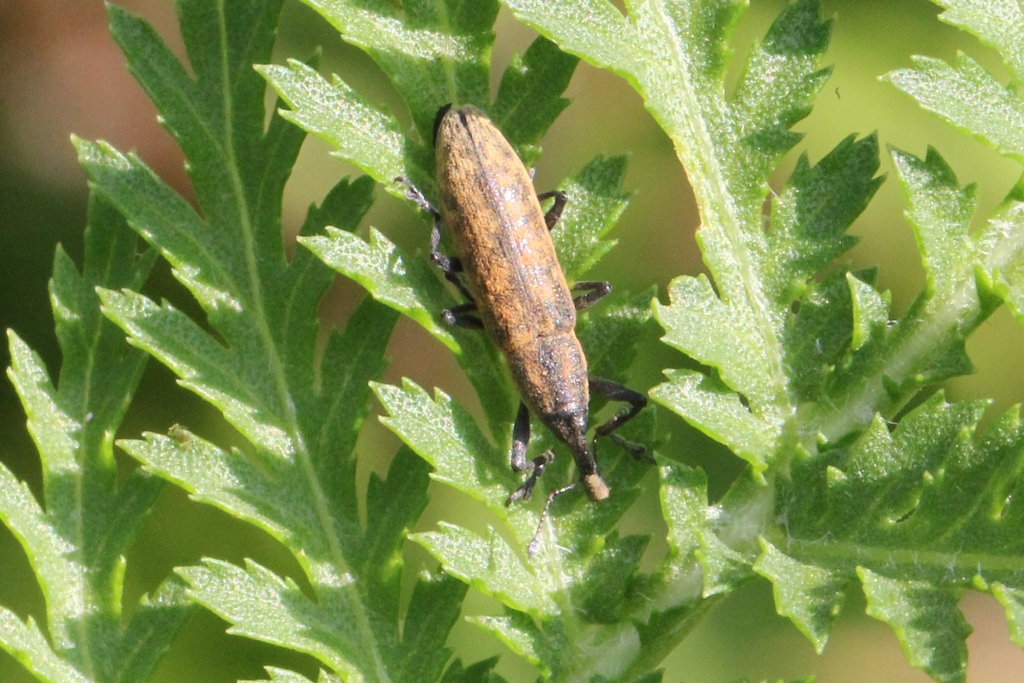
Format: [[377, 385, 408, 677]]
[[433, 104, 453, 145]]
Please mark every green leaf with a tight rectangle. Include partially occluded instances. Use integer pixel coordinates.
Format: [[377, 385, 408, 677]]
[[383, 305, 659, 679], [570, 532, 649, 623], [655, 460, 758, 606], [119, 425, 294, 545], [754, 541, 846, 652], [440, 656, 508, 683], [301, 227, 459, 348], [398, 570, 468, 681], [611, 9, 883, 535], [178, 559, 364, 677], [262, 0, 530, 198], [0, 607, 91, 683], [630, 675, 665, 683], [258, 59, 410, 186], [75, 2, 472, 681], [497, 2, 1024, 680], [550, 155, 630, 282], [992, 582, 1024, 649], [978, 200, 1024, 326], [860, 570, 970, 683], [847, 273, 890, 352], [242, 665, 347, 683], [798, 147, 1006, 446], [240, 668, 318, 683], [762, 393, 1024, 681], [651, 130, 883, 455], [375, 379, 517, 509], [470, 612, 553, 674], [650, 370, 774, 476], [899, 148, 977, 294], [886, 53, 1024, 162], [2, 190, 185, 682], [491, 37, 579, 166], [293, 0, 498, 140], [883, 3, 1024, 332], [764, 134, 882, 303], [305, 226, 515, 437], [658, 463, 711, 573], [930, 1, 1024, 81], [115, 576, 194, 682], [416, 524, 558, 616]]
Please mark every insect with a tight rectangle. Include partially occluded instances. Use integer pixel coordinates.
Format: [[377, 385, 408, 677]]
[[400, 104, 649, 551]]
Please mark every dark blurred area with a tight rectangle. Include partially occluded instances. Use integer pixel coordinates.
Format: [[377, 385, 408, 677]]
[[1, 1, 1023, 681]]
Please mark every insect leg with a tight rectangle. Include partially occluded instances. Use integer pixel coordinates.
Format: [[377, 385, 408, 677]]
[[395, 177, 458, 276], [506, 402, 555, 506], [442, 302, 483, 329], [394, 177, 478, 304], [589, 376, 651, 461], [400, 185, 478, 308], [427, 218, 474, 296], [505, 402, 578, 556], [537, 190, 568, 230], [526, 483, 577, 557], [396, 176, 438, 217], [509, 402, 531, 479], [571, 281, 611, 310]]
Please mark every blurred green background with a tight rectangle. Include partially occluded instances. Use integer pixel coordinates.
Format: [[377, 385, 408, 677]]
[[2, 0, 1023, 681]]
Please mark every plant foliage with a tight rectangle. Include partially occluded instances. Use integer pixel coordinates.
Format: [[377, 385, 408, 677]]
[[497, 0, 1024, 681], [71, 1, 469, 681], [262, 0, 664, 679], [5, 0, 1024, 682], [0, 193, 192, 683]]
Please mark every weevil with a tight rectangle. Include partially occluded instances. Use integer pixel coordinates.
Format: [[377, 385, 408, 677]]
[[401, 104, 649, 549]]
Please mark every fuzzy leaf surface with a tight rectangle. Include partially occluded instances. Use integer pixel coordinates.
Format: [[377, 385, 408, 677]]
[[379, 291, 660, 681], [74, 2, 467, 681], [760, 393, 1024, 683], [242, 2, 668, 679], [1, 189, 189, 683], [504, 1, 1024, 681]]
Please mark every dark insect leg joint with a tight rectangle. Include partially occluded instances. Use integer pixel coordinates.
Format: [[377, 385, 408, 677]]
[[572, 281, 612, 310], [507, 402, 555, 505], [397, 177, 476, 303], [589, 376, 651, 461], [396, 176, 440, 219], [427, 219, 480, 305], [537, 190, 569, 230], [442, 302, 483, 329], [505, 450, 554, 507]]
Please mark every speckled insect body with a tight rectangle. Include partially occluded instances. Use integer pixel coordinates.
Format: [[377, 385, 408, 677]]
[[402, 104, 648, 550]]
